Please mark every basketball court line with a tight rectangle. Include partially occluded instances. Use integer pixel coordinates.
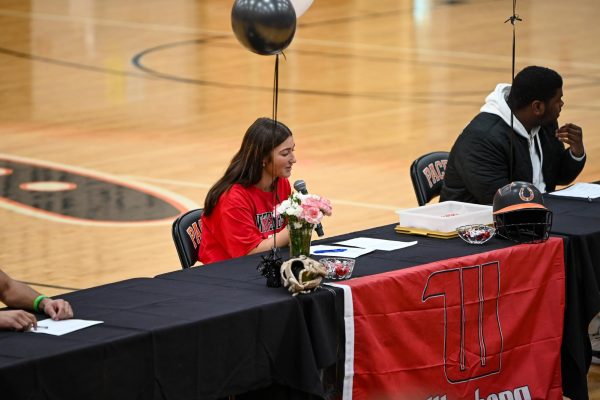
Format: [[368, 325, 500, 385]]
[[2, 43, 598, 109], [21, 281, 81, 291], [124, 175, 398, 211], [3, 8, 600, 71]]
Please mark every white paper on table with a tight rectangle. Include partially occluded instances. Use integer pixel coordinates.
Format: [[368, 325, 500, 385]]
[[29, 319, 104, 336], [549, 183, 600, 199], [334, 237, 418, 251], [310, 245, 374, 259]]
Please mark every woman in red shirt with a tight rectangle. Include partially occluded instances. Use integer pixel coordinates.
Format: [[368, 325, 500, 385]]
[[199, 118, 296, 264]]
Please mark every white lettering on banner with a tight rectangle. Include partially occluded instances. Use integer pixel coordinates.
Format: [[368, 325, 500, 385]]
[[474, 386, 531, 400], [425, 386, 531, 400], [422, 262, 503, 383]]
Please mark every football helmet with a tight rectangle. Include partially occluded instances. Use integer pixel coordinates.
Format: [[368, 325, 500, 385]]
[[492, 181, 552, 244]]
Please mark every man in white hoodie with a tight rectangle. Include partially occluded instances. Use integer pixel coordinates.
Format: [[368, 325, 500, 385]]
[[440, 65, 586, 204]]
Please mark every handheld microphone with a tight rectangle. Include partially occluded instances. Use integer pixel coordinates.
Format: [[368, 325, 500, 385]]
[[293, 179, 325, 237]]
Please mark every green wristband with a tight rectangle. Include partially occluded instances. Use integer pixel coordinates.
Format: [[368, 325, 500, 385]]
[[33, 295, 49, 313]]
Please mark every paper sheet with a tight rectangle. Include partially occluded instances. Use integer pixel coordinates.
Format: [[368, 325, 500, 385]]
[[549, 183, 600, 199], [334, 237, 418, 251], [310, 245, 374, 259], [29, 319, 104, 336]]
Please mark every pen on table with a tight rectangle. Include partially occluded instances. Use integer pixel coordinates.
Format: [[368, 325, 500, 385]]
[[314, 249, 348, 254], [34, 325, 49, 330]]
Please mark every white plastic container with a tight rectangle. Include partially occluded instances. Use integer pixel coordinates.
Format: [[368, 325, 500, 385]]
[[396, 201, 493, 233]]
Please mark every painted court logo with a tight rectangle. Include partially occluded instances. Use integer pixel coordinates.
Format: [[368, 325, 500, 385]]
[[0, 154, 198, 226]]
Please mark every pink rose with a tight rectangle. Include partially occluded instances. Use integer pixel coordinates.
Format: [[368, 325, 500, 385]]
[[318, 197, 332, 216], [303, 197, 320, 208], [301, 205, 323, 225]]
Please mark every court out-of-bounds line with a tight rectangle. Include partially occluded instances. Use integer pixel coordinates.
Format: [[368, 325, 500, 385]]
[[124, 175, 398, 211], [5, 9, 600, 71]]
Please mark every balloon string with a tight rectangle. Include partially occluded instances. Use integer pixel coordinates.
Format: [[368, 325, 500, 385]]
[[271, 53, 280, 252], [505, 0, 521, 183], [273, 53, 279, 122]]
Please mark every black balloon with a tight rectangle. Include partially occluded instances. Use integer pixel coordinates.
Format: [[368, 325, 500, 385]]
[[231, 0, 297, 56]]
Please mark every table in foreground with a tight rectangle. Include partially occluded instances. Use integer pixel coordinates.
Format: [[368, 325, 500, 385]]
[[545, 193, 600, 400], [0, 220, 581, 399], [0, 272, 342, 400]]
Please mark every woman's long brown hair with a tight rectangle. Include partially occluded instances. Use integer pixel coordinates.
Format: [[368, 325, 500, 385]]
[[203, 117, 292, 216]]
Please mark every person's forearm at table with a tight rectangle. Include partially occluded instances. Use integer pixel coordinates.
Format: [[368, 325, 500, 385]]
[[248, 228, 290, 255], [0, 269, 73, 320], [0, 269, 41, 311]]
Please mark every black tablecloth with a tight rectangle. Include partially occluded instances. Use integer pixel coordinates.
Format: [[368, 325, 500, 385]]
[[0, 225, 517, 400], [0, 275, 342, 400], [159, 225, 515, 282], [0, 206, 598, 399], [545, 194, 600, 400]]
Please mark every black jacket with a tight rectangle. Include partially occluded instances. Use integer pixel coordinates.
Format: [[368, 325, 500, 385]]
[[440, 112, 585, 204]]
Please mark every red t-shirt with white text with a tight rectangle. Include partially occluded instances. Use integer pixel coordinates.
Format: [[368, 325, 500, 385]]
[[199, 179, 291, 264]]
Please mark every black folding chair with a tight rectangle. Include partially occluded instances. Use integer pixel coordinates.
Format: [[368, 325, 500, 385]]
[[409, 151, 449, 206], [171, 208, 203, 269]]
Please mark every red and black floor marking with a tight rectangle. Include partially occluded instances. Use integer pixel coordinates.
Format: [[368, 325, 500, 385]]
[[0, 155, 197, 225]]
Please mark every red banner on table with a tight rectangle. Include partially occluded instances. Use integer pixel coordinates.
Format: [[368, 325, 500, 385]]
[[335, 237, 565, 400]]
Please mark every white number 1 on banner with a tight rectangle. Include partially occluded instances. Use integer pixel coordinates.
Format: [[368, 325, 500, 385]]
[[423, 262, 503, 383]]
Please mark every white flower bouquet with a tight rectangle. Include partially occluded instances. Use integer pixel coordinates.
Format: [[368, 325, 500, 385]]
[[277, 192, 333, 227], [277, 192, 332, 257]]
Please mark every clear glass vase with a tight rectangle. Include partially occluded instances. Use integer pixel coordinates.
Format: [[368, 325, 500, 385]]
[[287, 219, 314, 258]]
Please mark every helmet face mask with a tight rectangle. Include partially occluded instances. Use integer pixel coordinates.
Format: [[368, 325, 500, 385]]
[[494, 209, 553, 244], [492, 181, 553, 244]]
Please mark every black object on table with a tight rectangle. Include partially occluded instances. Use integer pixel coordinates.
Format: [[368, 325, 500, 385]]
[[544, 193, 600, 400]]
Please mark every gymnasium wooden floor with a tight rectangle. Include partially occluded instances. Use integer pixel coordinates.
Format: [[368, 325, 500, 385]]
[[1, 0, 599, 395]]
